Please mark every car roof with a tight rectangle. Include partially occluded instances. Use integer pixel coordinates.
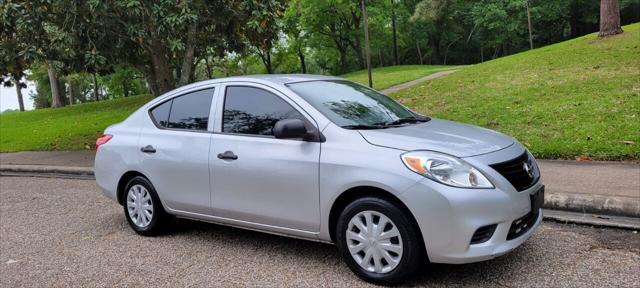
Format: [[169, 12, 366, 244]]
[[153, 74, 346, 102], [215, 74, 342, 85]]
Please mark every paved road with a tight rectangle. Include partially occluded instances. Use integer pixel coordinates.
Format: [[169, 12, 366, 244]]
[[1, 177, 638, 287]]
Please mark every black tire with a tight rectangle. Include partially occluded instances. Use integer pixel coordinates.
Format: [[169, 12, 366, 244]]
[[336, 197, 424, 286], [123, 176, 170, 236]]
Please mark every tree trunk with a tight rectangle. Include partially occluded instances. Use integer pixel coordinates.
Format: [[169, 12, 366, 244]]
[[443, 39, 458, 65], [599, 0, 623, 37], [149, 43, 175, 96], [338, 48, 348, 74], [391, 0, 399, 66], [47, 61, 62, 108], [526, 0, 534, 49], [141, 66, 160, 97], [266, 51, 273, 74], [361, 0, 373, 88], [92, 72, 100, 101], [297, 46, 307, 74], [416, 41, 423, 65], [67, 81, 74, 105], [204, 57, 213, 79], [14, 78, 25, 111], [179, 23, 197, 86], [430, 35, 442, 64], [122, 80, 129, 97], [259, 49, 274, 74]]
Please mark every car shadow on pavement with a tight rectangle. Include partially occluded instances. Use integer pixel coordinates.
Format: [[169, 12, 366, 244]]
[[156, 217, 528, 286]]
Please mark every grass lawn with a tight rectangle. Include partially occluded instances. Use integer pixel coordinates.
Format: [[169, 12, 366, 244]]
[[0, 95, 152, 152], [341, 65, 454, 90], [391, 23, 640, 160]]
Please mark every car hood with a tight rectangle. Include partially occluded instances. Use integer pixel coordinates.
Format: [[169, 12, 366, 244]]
[[358, 118, 514, 157]]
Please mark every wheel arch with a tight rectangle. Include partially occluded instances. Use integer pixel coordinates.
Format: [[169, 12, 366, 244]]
[[117, 170, 149, 205], [328, 185, 427, 259]]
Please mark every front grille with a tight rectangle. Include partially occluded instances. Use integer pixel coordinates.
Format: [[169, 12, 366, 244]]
[[507, 210, 538, 240], [489, 152, 538, 191], [470, 224, 497, 244]]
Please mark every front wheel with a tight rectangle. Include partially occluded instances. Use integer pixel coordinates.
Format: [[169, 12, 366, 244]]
[[336, 197, 424, 286], [123, 176, 170, 236]]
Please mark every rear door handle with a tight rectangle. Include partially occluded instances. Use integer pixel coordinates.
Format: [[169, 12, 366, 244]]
[[141, 145, 156, 153], [217, 151, 238, 160]]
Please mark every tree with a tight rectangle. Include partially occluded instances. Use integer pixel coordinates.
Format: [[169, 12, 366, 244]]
[[1, 0, 85, 108], [284, 1, 309, 73], [390, 0, 399, 65], [245, 1, 286, 74], [83, 0, 286, 96], [2, 0, 287, 99], [0, 1, 31, 111], [411, 0, 456, 63], [599, 0, 623, 37], [297, 0, 364, 73]]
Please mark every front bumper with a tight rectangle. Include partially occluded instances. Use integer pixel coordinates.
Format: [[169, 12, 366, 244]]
[[400, 144, 544, 264], [403, 180, 543, 264]]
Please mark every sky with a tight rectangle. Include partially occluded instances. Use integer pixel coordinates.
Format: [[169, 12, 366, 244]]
[[0, 79, 35, 111]]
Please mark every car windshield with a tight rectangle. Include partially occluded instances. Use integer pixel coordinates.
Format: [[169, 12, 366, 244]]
[[287, 80, 425, 128]]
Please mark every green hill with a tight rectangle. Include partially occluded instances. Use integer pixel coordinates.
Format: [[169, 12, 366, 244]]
[[391, 23, 640, 160], [0, 95, 152, 152]]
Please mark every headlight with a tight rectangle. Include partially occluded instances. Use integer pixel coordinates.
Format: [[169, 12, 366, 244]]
[[401, 151, 494, 188]]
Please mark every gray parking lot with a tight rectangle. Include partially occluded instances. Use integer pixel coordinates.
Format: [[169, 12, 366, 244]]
[[1, 176, 639, 287]]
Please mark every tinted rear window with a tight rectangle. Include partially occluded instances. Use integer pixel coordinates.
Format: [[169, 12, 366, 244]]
[[168, 89, 215, 130], [150, 88, 215, 131]]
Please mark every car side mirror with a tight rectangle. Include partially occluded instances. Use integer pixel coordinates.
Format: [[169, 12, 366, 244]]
[[273, 119, 308, 140]]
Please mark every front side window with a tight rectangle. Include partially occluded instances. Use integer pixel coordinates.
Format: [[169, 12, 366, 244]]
[[149, 88, 214, 131], [222, 86, 304, 136], [287, 80, 416, 127]]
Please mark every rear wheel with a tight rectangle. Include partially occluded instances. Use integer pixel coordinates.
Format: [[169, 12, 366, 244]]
[[123, 176, 170, 236], [336, 197, 423, 286]]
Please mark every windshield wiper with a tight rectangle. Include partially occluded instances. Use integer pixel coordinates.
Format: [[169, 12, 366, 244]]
[[375, 116, 431, 127], [341, 124, 388, 130]]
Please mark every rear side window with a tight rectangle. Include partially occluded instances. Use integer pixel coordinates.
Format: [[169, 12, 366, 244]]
[[149, 88, 215, 131], [223, 86, 304, 136], [150, 100, 171, 128]]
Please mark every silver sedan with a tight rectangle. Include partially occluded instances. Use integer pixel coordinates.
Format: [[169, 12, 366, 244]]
[[94, 74, 543, 285]]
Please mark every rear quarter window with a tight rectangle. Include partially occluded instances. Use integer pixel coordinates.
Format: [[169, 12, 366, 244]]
[[150, 100, 171, 128]]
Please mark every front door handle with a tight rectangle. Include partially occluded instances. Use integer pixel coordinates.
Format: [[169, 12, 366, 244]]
[[141, 145, 156, 153], [217, 151, 238, 160]]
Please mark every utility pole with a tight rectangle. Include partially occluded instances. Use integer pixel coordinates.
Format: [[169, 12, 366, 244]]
[[391, 0, 399, 66], [361, 0, 373, 88], [526, 0, 533, 50]]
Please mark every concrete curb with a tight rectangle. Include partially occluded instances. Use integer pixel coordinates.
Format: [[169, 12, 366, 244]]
[[0, 164, 94, 179], [542, 209, 640, 230], [1, 164, 638, 219], [544, 192, 639, 218]]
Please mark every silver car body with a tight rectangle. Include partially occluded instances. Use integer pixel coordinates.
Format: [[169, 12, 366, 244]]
[[95, 74, 543, 264]]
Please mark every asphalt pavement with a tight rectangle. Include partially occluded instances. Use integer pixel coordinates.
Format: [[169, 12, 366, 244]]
[[1, 176, 639, 287]]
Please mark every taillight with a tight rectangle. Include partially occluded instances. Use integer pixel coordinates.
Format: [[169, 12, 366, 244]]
[[96, 134, 113, 151]]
